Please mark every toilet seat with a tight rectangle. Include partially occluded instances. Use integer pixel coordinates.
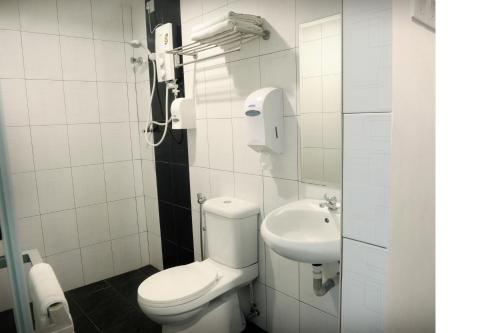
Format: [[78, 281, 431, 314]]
[[138, 261, 219, 308], [138, 259, 258, 318]]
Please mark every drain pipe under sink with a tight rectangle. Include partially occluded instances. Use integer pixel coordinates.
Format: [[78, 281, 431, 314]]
[[312, 264, 339, 296]]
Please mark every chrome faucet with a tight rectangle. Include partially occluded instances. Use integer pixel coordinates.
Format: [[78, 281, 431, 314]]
[[319, 194, 339, 211]]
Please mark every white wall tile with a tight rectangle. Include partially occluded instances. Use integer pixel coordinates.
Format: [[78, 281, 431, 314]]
[[36, 168, 75, 213], [341, 239, 388, 333], [122, 6, 133, 43], [343, 113, 391, 247], [262, 117, 298, 180], [68, 124, 103, 166], [97, 82, 129, 122], [189, 166, 211, 211], [101, 122, 132, 162], [0, 79, 29, 126], [148, 232, 163, 270], [209, 169, 234, 197], [41, 209, 79, 255], [299, 262, 340, 316], [64, 81, 100, 124], [266, 287, 299, 333], [127, 83, 138, 121], [204, 65, 231, 118], [299, 76, 322, 114], [76, 203, 110, 246], [232, 118, 262, 175], [16, 215, 45, 256], [26, 80, 66, 125], [229, 57, 260, 117], [300, 113, 323, 147], [111, 234, 141, 274], [130, 122, 141, 159], [139, 231, 149, 265], [11, 172, 39, 218], [22, 32, 62, 80], [323, 113, 341, 149], [142, 160, 158, 198], [144, 196, 160, 236], [108, 198, 139, 239], [31, 125, 70, 170], [260, 0, 295, 54], [135, 81, 150, 122], [180, 0, 203, 22], [0, 0, 21, 30], [94, 40, 126, 82], [136, 196, 147, 232], [5, 126, 34, 173], [72, 164, 107, 207], [104, 161, 135, 201], [133, 159, 144, 195], [234, 173, 263, 213], [322, 74, 341, 113], [19, 0, 59, 34], [0, 30, 24, 78], [187, 120, 210, 167], [207, 118, 233, 171], [202, 0, 226, 14], [57, 0, 93, 38], [322, 36, 341, 75], [296, 0, 342, 27], [60, 36, 96, 81], [343, 0, 391, 113], [91, 0, 124, 42], [263, 176, 298, 215], [260, 49, 297, 116], [266, 247, 299, 298], [45, 249, 84, 291], [299, 302, 339, 333], [81, 241, 114, 284]]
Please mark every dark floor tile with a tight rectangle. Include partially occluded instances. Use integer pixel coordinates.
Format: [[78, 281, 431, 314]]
[[86, 294, 135, 331], [71, 284, 119, 313], [72, 314, 100, 333], [243, 321, 267, 333], [65, 294, 84, 320], [0, 309, 17, 333], [67, 280, 109, 298], [140, 265, 160, 277], [106, 269, 148, 306], [103, 309, 161, 333]]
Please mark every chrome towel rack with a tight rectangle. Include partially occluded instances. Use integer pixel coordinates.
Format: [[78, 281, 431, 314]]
[[167, 26, 270, 68]]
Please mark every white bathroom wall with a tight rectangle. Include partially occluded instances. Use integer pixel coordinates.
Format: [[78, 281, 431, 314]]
[[181, 0, 342, 332], [0, 0, 157, 311], [386, 0, 435, 331], [342, 0, 392, 331]]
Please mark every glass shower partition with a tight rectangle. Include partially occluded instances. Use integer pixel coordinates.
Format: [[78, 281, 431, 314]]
[[0, 106, 33, 332]]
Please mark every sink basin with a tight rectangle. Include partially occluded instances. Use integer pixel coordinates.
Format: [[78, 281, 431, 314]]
[[261, 199, 341, 264]]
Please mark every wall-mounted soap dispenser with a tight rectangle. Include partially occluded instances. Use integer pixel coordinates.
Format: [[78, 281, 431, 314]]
[[171, 98, 195, 129], [244, 87, 284, 154]]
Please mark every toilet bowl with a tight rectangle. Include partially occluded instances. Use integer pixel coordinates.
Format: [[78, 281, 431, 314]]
[[137, 197, 260, 333]]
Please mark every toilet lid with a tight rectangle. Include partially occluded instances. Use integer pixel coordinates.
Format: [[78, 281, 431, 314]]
[[138, 262, 219, 308]]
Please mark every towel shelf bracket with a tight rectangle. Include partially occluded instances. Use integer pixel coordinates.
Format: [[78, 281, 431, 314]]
[[167, 28, 270, 69]]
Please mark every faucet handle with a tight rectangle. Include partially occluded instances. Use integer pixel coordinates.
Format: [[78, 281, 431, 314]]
[[324, 193, 337, 203]]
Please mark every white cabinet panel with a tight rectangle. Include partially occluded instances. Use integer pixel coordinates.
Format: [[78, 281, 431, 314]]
[[341, 238, 388, 333], [343, 0, 392, 113], [343, 113, 391, 247]]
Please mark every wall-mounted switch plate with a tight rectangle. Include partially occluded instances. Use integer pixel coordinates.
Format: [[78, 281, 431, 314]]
[[412, 0, 435, 31], [146, 0, 155, 14]]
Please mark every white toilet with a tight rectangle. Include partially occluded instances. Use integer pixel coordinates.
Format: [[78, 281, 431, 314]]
[[137, 197, 260, 333]]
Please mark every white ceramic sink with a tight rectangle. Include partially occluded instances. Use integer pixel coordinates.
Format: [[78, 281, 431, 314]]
[[261, 199, 341, 264]]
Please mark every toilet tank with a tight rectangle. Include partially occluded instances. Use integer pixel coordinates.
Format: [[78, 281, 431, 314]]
[[203, 197, 260, 269]]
